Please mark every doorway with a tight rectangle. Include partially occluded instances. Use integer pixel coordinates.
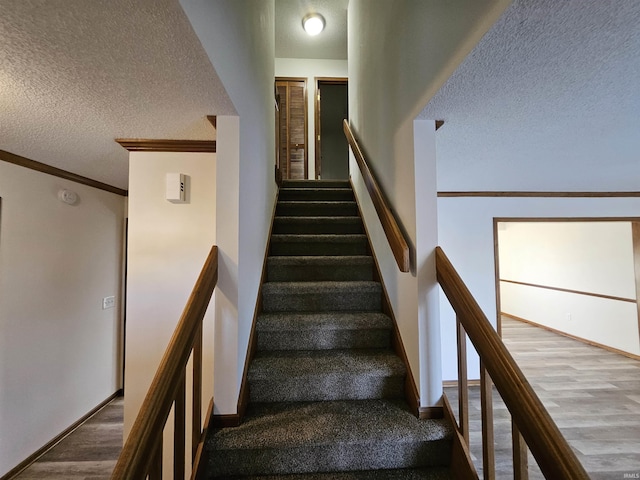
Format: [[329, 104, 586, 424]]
[[314, 78, 349, 179], [494, 218, 640, 358], [275, 77, 308, 180]]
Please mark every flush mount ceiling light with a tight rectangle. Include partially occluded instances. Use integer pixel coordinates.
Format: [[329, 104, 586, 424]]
[[303, 13, 325, 36]]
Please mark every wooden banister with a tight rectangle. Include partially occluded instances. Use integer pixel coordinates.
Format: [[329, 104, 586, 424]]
[[343, 120, 410, 272], [111, 245, 218, 480], [436, 246, 589, 479]]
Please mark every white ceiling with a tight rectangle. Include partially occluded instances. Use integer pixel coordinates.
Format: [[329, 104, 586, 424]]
[[4, 1, 637, 193], [0, 0, 235, 190], [421, 0, 640, 191], [275, 0, 348, 60]]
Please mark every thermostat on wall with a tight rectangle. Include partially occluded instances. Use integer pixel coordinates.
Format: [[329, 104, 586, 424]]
[[166, 173, 186, 203]]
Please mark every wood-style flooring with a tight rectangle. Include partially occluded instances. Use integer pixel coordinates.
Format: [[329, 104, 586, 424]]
[[9, 318, 640, 479], [445, 316, 640, 480], [11, 397, 123, 480]]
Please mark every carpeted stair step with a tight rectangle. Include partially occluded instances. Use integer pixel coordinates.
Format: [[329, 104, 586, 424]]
[[278, 187, 354, 202], [267, 256, 374, 282], [276, 201, 358, 217], [272, 216, 364, 235], [224, 467, 452, 479], [206, 399, 453, 477], [281, 180, 351, 189], [270, 234, 368, 256], [256, 312, 392, 351], [248, 349, 405, 402], [262, 281, 381, 312]]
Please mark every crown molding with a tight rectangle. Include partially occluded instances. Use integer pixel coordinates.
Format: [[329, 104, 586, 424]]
[[0, 149, 127, 196], [115, 139, 216, 153], [438, 191, 640, 198]]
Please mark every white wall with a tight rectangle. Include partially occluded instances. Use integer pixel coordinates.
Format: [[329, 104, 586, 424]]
[[0, 162, 124, 477], [348, 0, 509, 407], [124, 151, 216, 444], [498, 221, 639, 356], [438, 197, 640, 381], [275, 58, 348, 178], [179, 0, 276, 414]]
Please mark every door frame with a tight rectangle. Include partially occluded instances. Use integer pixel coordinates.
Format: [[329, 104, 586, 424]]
[[276, 77, 308, 180], [493, 216, 640, 341], [314, 77, 348, 180]]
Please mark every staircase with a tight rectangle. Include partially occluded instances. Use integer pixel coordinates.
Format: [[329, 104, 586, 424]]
[[204, 180, 453, 479]]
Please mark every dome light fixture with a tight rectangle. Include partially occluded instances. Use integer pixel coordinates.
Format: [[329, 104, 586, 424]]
[[303, 13, 325, 36]]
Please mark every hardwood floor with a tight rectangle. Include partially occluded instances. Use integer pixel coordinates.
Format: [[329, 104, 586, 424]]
[[12, 397, 123, 480], [445, 317, 640, 480]]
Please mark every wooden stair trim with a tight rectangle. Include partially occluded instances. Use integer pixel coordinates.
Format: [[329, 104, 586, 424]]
[[190, 397, 214, 480], [443, 392, 479, 480], [351, 179, 425, 418], [212, 188, 280, 428]]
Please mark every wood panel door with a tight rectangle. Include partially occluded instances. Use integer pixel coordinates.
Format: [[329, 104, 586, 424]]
[[276, 78, 308, 180]]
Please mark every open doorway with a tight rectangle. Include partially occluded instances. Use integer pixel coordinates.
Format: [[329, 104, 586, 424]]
[[314, 78, 348, 180], [494, 218, 640, 358]]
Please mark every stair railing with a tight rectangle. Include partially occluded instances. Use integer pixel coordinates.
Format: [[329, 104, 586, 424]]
[[436, 247, 589, 479], [342, 119, 587, 477], [343, 120, 410, 272], [111, 245, 218, 480]]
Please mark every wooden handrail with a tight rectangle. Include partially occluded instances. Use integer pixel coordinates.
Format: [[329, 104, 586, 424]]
[[343, 120, 410, 272], [436, 247, 589, 479], [111, 245, 218, 480]]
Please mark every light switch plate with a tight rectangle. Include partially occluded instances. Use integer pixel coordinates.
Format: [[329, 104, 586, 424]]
[[102, 296, 115, 309]]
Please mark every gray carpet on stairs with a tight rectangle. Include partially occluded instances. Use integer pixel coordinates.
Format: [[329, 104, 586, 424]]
[[256, 312, 391, 350], [222, 468, 453, 480], [209, 400, 453, 477], [204, 181, 453, 479]]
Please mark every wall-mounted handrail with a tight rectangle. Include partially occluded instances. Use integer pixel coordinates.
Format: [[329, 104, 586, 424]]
[[111, 245, 218, 480], [343, 120, 410, 272], [436, 246, 589, 479]]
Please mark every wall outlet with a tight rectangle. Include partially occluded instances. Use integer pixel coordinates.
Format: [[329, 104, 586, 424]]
[[102, 296, 115, 310]]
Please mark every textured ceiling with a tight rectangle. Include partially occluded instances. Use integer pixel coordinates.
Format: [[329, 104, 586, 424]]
[[275, 0, 348, 60], [421, 0, 640, 191], [0, 0, 235, 190]]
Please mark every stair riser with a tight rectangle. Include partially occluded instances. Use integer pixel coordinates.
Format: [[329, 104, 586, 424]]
[[267, 263, 373, 282], [256, 329, 391, 351], [270, 241, 368, 256], [262, 290, 381, 312], [249, 376, 404, 403], [282, 181, 351, 189], [273, 220, 364, 235], [210, 441, 452, 477], [278, 190, 354, 202], [276, 203, 358, 217], [230, 467, 454, 480]]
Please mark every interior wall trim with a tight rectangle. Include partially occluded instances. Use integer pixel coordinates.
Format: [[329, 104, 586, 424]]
[[438, 191, 640, 198], [115, 139, 216, 153], [500, 278, 636, 304], [0, 390, 123, 480], [0, 149, 127, 197]]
